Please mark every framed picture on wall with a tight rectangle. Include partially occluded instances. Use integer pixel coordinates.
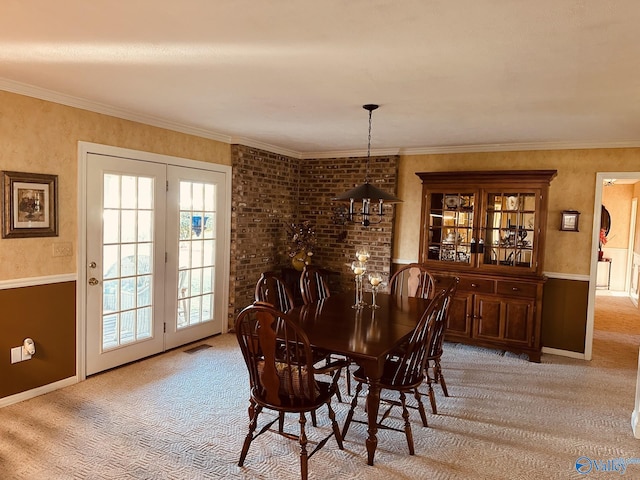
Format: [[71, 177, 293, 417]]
[[560, 210, 580, 232], [2, 171, 58, 238]]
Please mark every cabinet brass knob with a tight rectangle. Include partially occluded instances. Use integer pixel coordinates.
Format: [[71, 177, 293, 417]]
[[512, 287, 519, 291]]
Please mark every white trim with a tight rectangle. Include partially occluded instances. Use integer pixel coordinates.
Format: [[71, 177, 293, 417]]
[[626, 199, 637, 295], [543, 271, 590, 282], [392, 258, 417, 265], [230, 136, 301, 159], [397, 141, 640, 156], [0, 273, 76, 290], [302, 147, 401, 160], [0, 376, 78, 408], [5, 79, 640, 160], [541, 346, 586, 360], [632, 410, 640, 439], [0, 79, 231, 144], [585, 171, 640, 362], [77, 141, 232, 381]]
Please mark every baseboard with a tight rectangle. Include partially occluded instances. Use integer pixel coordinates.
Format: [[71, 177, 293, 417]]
[[0, 376, 78, 408], [632, 410, 640, 439], [542, 346, 586, 360]]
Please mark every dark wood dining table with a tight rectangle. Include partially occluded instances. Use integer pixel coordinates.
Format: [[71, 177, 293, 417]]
[[289, 291, 431, 466]]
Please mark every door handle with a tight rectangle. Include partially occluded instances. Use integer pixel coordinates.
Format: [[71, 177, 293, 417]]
[[88, 261, 97, 269], [88, 277, 99, 286]]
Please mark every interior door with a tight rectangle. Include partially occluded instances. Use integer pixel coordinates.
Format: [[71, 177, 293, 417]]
[[164, 166, 226, 349], [85, 154, 167, 375]]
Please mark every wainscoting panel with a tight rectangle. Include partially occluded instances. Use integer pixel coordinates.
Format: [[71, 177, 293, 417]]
[[0, 281, 76, 399], [541, 277, 589, 353]]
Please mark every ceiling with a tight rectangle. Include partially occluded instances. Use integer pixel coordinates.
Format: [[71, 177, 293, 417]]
[[2, 0, 640, 158]]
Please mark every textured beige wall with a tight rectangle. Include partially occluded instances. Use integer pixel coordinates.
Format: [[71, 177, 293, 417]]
[[395, 149, 640, 275], [0, 90, 230, 280], [601, 184, 633, 249]]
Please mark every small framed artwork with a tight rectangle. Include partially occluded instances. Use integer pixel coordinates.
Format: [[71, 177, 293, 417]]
[[2, 171, 58, 238], [560, 210, 580, 232]]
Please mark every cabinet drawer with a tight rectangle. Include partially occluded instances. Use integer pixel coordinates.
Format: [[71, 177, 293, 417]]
[[496, 280, 537, 298], [458, 277, 494, 294]]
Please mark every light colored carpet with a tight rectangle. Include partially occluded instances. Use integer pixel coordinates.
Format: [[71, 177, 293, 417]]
[[1, 298, 640, 479]]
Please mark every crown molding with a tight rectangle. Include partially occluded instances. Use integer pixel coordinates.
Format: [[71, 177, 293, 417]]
[[3, 77, 640, 158], [301, 147, 401, 160], [230, 136, 302, 159], [399, 140, 640, 155], [0, 78, 232, 144]]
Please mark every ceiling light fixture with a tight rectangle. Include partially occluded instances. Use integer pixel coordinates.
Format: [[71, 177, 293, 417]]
[[333, 104, 402, 227], [603, 179, 616, 187]]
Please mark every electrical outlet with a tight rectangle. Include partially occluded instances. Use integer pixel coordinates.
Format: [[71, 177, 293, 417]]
[[53, 242, 73, 257], [11, 347, 22, 364]]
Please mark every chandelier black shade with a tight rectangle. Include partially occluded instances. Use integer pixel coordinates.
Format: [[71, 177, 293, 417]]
[[333, 104, 401, 227]]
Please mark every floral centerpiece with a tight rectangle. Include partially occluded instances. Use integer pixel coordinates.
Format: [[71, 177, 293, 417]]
[[287, 221, 317, 271], [598, 228, 608, 260]]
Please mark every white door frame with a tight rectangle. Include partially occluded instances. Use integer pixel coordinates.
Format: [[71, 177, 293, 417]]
[[584, 171, 640, 361], [626, 198, 637, 296], [77, 142, 231, 381]]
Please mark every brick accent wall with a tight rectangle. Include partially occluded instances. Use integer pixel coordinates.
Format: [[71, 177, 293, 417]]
[[298, 155, 399, 293], [230, 144, 399, 326], [230, 145, 299, 324]]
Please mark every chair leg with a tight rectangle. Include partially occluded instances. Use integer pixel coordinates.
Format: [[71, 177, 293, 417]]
[[299, 412, 309, 480], [279, 412, 285, 432], [332, 368, 343, 403], [342, 381, 363, 439], [399, 392, 415, 455], [414, 388, 429, 427], [345, 364, 351, 396], [310, 410, 317, 427], [427, 376, 438, 415], [326, 402, 344, 450], [239, 401, 261, 467], [436, 360, 449, 397]]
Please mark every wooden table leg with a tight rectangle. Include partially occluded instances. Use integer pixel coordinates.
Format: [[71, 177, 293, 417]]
[[365, 377, 381, 465]]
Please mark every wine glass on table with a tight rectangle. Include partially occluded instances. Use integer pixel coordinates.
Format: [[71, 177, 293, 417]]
[[351, 261, 367, 308], [368, 272, 383, 309]]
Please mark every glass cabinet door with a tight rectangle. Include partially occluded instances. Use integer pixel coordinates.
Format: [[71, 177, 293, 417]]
[[425, 191, 476, 266], [482, 191, 537, 270]]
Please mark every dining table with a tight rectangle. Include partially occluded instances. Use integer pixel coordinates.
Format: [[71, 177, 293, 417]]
[[289, 291, 432, 466]]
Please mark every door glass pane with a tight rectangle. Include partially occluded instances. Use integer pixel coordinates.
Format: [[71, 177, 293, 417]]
[[101, 173, 156, 351], [177, 180, 217, 328]]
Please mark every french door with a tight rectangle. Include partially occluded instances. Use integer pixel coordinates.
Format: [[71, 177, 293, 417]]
[[85, 152, 228, 375]]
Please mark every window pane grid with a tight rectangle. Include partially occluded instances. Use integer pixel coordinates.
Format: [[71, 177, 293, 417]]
[[177, 180, 216, 329], [102, 173, 155, 351]]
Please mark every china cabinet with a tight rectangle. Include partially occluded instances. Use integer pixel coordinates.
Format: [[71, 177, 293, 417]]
[[416, 170, 557, 362]]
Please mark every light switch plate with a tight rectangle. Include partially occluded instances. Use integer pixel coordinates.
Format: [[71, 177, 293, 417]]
[[52, 242, 73, 257]]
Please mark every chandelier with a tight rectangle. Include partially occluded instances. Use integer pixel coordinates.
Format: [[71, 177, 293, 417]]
[[333, 104, 402, 226]]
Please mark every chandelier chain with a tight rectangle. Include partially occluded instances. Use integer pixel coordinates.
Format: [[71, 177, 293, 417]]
[[365, 108, 372, 183]]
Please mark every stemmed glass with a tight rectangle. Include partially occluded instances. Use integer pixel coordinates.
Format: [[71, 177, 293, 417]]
[[368, 272, 383, 309], [355, 247, 370, 263], [351, 260, 367, 308]]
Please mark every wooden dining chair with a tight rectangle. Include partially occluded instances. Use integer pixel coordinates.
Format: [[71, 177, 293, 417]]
[[388, 263, 436, 300], [235, 303, 344, 480], [424, 277, 458, 414], [255, 271, 295, 312], [299, 265, 352, 397], [299, 266, 332, 304], [341, 284, 452, 455], [254, 270, 349, 409]]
